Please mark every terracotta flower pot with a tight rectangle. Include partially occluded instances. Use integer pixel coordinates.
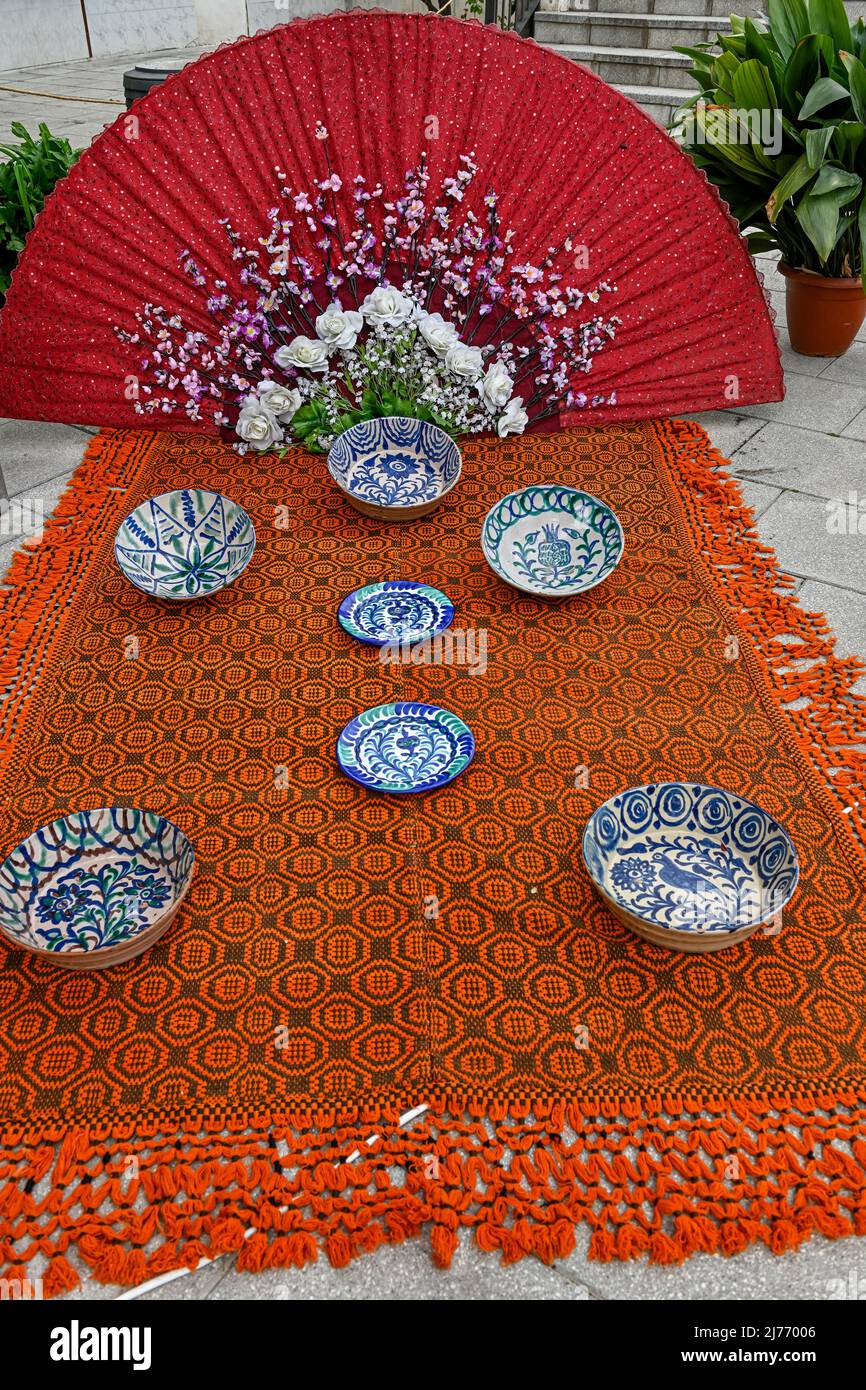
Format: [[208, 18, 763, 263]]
[[779, 263, 866, 356]]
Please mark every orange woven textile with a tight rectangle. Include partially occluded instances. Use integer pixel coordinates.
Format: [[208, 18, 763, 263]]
[[1, 419, 865, 1292]]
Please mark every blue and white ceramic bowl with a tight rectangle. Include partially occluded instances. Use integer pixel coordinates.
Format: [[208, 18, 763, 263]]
[[0, 807, 195, 970], [115, 488, 256, 600], [481, 486, 624, 598], [327, 416, 462, 520], [337, 702, 475, 794], [338, 581, 455, 647], [582, 783, 799, 953]]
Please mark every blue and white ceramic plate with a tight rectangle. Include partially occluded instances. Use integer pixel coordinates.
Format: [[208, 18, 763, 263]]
[[481, 486, 624, 597], [582, 783, 799, 949], [338, 581, 455, 646], [337, 702, 475, 794], [327, 416, 462, 517], [115, 488, 256, 599], [0, 807, 195, 969]]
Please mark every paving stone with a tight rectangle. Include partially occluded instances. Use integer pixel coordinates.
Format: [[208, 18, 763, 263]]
[[780, 344, 836, 378], [736, 478, 782, 519], [754, 489, 866, 592], [798, 579, 866, 670], [736, 373, 866, 433], [729, 423, 866, 500], [842, 408, 866, 441], [687, 410, 766, 455], [0, 420, 88, 494], [820, 341, 866, 388]]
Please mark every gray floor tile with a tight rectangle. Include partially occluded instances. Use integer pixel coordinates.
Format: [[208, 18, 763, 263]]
[[842, 408, 866, 441], [736, 478, 783, 519], [819, 341, 866, 387], [756, 489, 866, 591], [687, 411, 766, 455], [798, 579, 866, 667], [0, 420, 89, 494], [780, 344, 837, 378], [736, 372, 866, 432], [728, 423, 866, 499]]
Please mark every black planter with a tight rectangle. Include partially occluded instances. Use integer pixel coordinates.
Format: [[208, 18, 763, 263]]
[[123, 63, 184, 108]]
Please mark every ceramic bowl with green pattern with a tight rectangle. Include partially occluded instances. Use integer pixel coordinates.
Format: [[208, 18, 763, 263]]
[[481, 485, 624, 598]]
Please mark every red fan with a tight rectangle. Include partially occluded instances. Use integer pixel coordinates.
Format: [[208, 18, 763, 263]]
[[0, 11, 782, 438]]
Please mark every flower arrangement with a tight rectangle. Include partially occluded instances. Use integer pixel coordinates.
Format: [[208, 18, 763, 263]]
[[118, 132, 620, 454]]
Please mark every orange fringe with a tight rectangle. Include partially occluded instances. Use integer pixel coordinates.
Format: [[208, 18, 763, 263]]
[[1, 422, 865, 1293]]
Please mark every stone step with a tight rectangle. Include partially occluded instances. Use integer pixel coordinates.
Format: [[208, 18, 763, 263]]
[[536, 10, 729, 46], [553, 42, 695, 88], [614, 82, 685, 123], [539, 0, 761, 15]]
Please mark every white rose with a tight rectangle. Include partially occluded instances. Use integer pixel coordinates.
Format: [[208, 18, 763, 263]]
[[315, 302, 363, 351], [417, 311, 459, 359], [478, 360, 513, 412], [497, 396, 529, 438], [273, 336, 329, 374], [257, 380, 302, 421], [236, 400, 283, 451], [445, 343, 483, 380], [360, 286, 416, 331]]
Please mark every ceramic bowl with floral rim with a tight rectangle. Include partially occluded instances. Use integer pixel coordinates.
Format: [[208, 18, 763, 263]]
[[481, 485, 624, 598], [0, 807, 195, 970], [114, 488, 256, 600], [327, 416, 462, 520], [337, 702, 475, 793], [338, 580, 455, 646], [582, 782, 799, 953]]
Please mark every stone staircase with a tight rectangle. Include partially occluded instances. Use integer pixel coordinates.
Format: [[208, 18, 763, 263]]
[[535, 0, 866, 126], [534, 1, 747, 125]]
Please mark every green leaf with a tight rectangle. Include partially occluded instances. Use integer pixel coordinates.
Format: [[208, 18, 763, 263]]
[[805, 124, 836, 166], [841, 51, 866, 121], [810, 163, 861, 195], [807, 0, 852, 55], [746, 231, 780, 252], [769, 0, 811, 60], [859, 198, 866, 286], [795, 169, 862, 259], [766, 152, 816, 221], [783, 34, 835, 117], [732, 58, 779, 109], [798, 76, 851, 117]]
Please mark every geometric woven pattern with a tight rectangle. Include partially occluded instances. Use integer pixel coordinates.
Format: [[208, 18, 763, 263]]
[[1, 422, 864, 1127]]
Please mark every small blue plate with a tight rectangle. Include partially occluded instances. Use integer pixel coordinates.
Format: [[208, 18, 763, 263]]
[[481, 485, 624, 598], [337, 702, 475, 794], [582, 782, 799, 948], [115, 488, 255, 600], [338, 581, 455, 646]]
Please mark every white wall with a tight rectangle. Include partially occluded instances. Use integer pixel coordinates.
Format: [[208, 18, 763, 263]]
[[2, 0, 89, 67]]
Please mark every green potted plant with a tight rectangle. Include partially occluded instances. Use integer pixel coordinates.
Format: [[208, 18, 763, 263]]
[[0, 122, 80, 301], [671, 0, 866, 355]]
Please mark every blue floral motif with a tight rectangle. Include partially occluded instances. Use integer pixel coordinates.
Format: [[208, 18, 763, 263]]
[[583, 782, 799, 935], [337, 702, 474, 794], [338, 581, 454, 646], [328, 417, 461, 512], [35, 859, 172, 953]]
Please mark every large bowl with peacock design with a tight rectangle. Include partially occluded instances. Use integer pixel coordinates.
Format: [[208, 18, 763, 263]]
[[0, 807, 195, 970], [327, 416, 462, 520], [481, 485, 624, 598], [582, 783, 799, 953]]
